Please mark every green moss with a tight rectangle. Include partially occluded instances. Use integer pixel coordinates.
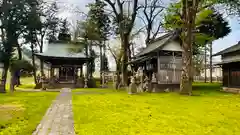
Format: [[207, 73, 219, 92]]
[[73, 83, 240, 135], [0, 92, 58, 135]]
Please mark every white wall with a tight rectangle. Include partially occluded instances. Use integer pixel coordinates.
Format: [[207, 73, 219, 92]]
[[200, 67, 222, 78], [162, 41, 183, 52]]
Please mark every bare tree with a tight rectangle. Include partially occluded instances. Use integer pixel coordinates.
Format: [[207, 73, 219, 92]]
[[103, 0, 140, 87], [106, 40, 122, 89], [36, 1, 59, 75], [141, 0, 165, 44]]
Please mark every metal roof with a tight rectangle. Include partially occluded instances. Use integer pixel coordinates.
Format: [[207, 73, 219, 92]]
[[216, 59, 240, 65], [213, 42, 240, 56], [35, 43, 87, 59], [128, 55, 157, 64]]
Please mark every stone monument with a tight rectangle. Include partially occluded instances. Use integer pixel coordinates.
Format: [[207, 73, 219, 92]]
[[128, 76, 137, 94], [84, 77, 88, 88], [151, 73, 158, 93]]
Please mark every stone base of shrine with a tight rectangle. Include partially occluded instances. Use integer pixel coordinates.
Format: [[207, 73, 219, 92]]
[[42, 82, 85, 89], [222, 87, 240, 94], [152, 83, 180, 93]]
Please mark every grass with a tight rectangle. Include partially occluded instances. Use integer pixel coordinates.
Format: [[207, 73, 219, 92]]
[[72, 83, 240, 135], [0, 92, 58, 135]]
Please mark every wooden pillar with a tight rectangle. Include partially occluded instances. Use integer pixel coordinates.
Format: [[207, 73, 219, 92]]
[[157, 51, 161, 84], [144, 61, 147, 75], [80, 66, 83, 77], [73, 67, 76, 83], [172, 52, 176, 82], [228, 66, 230, 87], [50, 66, 54, 78]]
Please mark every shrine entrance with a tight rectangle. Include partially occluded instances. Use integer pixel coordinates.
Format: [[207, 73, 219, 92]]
[[59, 67, 75, 82]]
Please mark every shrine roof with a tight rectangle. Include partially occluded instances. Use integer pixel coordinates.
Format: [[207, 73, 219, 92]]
[[35, 42, 87, 59], [213, 42, 240, 56], [135, 31, 179, 57], [216, 59, 240, 65]]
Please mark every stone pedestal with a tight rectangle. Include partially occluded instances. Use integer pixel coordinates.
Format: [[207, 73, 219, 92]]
[[75, 77, 84, 88], [151, 73, 158, 93], [48, 76, 56, 89], [88, 77, 96, 88], [128, 76, 137, 94], [0, 80, 6, 93], [84, 78, 88, 88], [40, 75, 47, 90], [35, 82, 42, 89], [101, 73, 107, 88], [143, 76, 149, 92]]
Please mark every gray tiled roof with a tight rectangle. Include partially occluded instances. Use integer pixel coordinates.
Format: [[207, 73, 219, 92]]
[[213, 42, 240, 56], [135, 32, 177, 57]]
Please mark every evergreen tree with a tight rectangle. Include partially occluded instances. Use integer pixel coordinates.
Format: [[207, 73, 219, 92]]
[[58, 19, 71, 41], [0, 0, 40, 92]]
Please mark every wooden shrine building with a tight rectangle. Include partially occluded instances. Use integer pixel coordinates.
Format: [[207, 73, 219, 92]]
[[129, 31, 183, 91], [213, 41, 240, 93], [35, 40, 89, 89]]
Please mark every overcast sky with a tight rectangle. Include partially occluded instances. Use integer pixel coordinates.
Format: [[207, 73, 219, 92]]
[[54, 0, 240, 68]]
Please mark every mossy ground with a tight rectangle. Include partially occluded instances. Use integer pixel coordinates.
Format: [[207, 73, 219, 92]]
[[0, 91, 58, 135], [72, 83, 240, 135]]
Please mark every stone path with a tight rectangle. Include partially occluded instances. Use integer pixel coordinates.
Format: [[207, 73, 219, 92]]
[[33, 88, 75, 135]]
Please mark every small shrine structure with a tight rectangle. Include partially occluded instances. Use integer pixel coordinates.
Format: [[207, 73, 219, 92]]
[[213, 41, 240, 93], [35, 36, 89, 89], [129, 31, 183, 92]]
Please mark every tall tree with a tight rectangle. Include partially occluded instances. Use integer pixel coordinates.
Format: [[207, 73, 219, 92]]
[[164, 0, 231, 94], [0, 0, 38, 92], [197, 10, 231, 83], [86, 0, 111, 84], [103, 0, 140, 87], [58, 19, 71, 41], [37, 1, 59, 75], [180, 0, 199, 94], [24, 1, 42, 85]]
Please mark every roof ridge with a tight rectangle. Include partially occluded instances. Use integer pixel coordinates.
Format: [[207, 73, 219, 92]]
[[213, 42, 240, 56], [135, 32, 176, 57]]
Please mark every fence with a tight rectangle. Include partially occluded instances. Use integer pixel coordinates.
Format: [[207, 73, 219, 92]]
[[194, 76, 222, 82]]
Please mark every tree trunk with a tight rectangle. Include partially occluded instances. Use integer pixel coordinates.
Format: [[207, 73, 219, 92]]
[[115, 60, 121, 89], [100, 44, 103, 85], [180, 0, 198, 95], [204, 44, 207, 83], [40, 40, 44, 76], [0, 63, 9, 93], [210, 43, 213, 83], [10, 71, 15, 92], [31, 43, 37, 84], [120, 34, 129, 87], [16, 44, 22, 86]]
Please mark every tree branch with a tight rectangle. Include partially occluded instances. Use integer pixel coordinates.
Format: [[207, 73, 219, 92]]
[[104, 0, 119, 21], [106, 42, 117, 63], [127, 0, 139, 34]]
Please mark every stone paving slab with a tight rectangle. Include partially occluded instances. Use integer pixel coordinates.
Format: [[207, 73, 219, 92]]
[[33, 88, 75, 135]]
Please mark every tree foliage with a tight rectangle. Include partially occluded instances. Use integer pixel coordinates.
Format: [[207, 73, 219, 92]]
[[164, 2, 231, 54], [0, 0, 41, 92], [102, 54, 109, 71], [58, 19, 71, 41]]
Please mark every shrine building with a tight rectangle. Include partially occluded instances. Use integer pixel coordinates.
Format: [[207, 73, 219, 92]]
[[129, 31, 183, 91]]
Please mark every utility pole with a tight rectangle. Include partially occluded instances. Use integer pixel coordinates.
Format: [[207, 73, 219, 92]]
[[204, 44, 207, 83], [210, 42, 213, 83]]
